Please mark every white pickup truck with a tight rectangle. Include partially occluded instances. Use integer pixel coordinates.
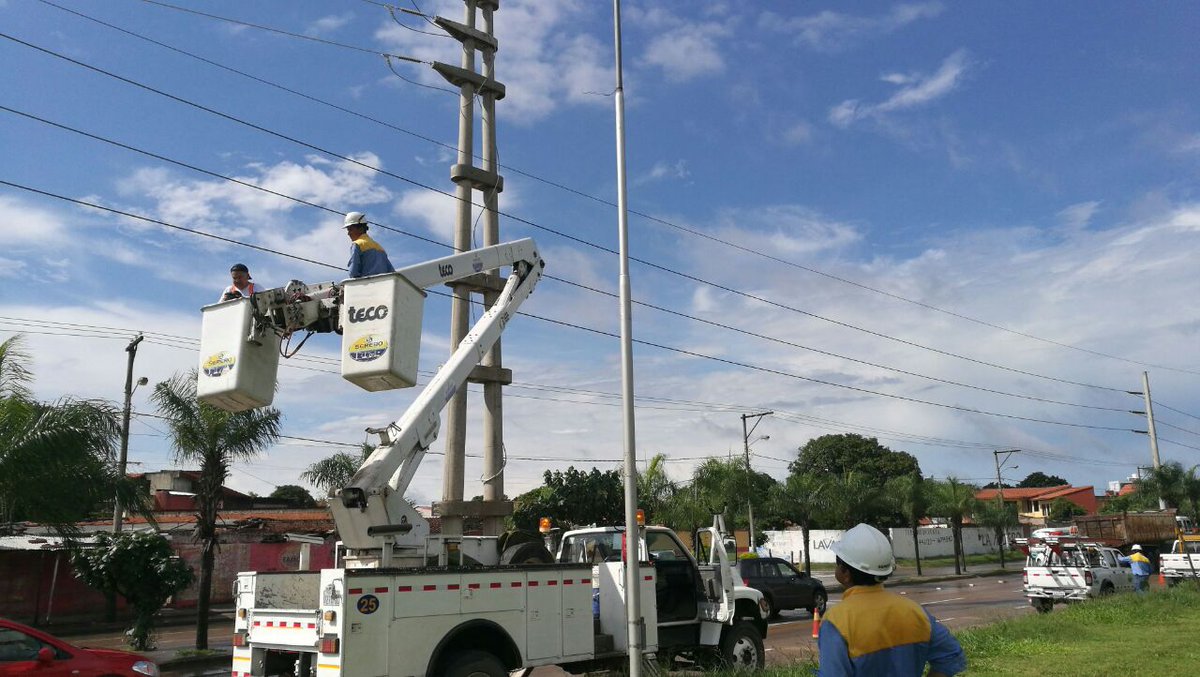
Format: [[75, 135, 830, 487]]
[[1016, 537, 1134, 613], [1159, 536, 1200, 585]]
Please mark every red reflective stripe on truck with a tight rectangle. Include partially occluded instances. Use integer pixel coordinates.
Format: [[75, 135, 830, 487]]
[[447, 584, 460, 590], [511, 582, 522, 588], [548, 580, 558, 586], [398, 585, 412, 592], [564, 579, 573, 585], [348, 588, 363, 594], [491, 582, 502, 589], [529, 581, 539, 587], [374, 587, 389, 593], [644, 575, 653, 581], [423, 584, 437, 591], [468, 583, 480, 590]]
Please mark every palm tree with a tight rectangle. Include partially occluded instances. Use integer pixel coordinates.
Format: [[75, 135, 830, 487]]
[[823, 471, 884, 529], [636, 453, 676, 525], [974, 500, 1017, 569], [1184, 466, 1200, 527], [887, 473, 931, 576], [301, 443, 371, 498], [0, 335, 136, 534], [152, 371, 281, 650], [1140, 462, 1189, 511], [769, 472, 830, 576], [930, 477, 978, 575]]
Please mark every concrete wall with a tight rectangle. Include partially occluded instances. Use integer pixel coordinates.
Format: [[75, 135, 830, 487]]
[[761, 526, 1025, 564]]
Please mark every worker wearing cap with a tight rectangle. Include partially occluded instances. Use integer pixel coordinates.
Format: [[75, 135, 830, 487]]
[[818, 524, 965, 677], [343, 211, 395, 278], [1118, 544, 1152, 593], [220, 263, 257, 301]]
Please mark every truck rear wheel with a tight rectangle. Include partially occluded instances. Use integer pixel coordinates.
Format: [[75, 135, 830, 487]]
[[1031, 598, 1053, 614], [719, 621, 765, 671], [442, 650, 506, 677]]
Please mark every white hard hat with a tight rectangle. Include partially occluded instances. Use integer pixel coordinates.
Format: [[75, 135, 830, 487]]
[[831, 523, 896, 577], [344, 211, 368, 228], [1131, 544, 1143, 552]]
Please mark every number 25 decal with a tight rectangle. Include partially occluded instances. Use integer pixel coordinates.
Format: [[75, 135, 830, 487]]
[[357, 594, 379, 615]]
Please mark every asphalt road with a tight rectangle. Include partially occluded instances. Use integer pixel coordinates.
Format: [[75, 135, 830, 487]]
[[760, 574, 1031, 667], [64, 573, 1030, 674]]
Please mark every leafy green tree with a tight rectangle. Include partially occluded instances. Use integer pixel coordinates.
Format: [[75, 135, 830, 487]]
[[1100, 491, 1156, 514], [152, 371, 281, 650], [0, 335, 145, 534], [769, 473, 831, 575], [790, 433, 920, 479], [270, 484, 316, 508], [1018, 472, 1068, 488], [974, 500, 1018, 569], [886, 473, 932, 576], [1047, 497, 1087, 524], [1184, 466, 1200, 527], [790, 434, 919, 526], [511, 466, 624, 532], [929, 477, 977, 575], [300, 443, 371, 498], [72, 531, 193, 650]]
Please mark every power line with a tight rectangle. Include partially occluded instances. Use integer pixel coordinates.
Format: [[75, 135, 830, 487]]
[[1157, 401, 1200, 424], [44, 2, 1197, 379], [2, 32, 1155, 397], [0, 104, 1142, 417], [138, 0, 425, 63], [1158, 437, 1200, 454]]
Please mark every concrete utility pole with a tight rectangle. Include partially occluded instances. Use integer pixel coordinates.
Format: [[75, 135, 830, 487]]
[[741, 411, 772, 552], [1141, 371, 1166, 510], [992, 449, 1020, 510], [612, 2, 643, 674], [430, 0, 511, 552], [112, 333, 145, 532]]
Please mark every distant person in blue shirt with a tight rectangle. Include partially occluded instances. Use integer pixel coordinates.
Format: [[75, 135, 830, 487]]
[[1118, 544, 1153, 593], [818, 524, 965, 677], [343, 211, 395, 278]]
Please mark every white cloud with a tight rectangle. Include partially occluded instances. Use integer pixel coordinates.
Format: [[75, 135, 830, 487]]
[[782, 120, 814, 145], [634, 160, 690, 186], [307, 13, 354, 36], [1057, 201, 1100, 232], [641, 22, 730, 82], [760, 2, 944, 53], [0, 194, 67, 243], [828, 50, 972, 128]]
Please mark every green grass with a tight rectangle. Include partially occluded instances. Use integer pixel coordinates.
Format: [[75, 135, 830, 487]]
[[751, 584, 1200, 676]]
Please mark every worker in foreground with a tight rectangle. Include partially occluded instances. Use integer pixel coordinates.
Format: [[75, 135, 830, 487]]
[[818, 524, 966, 677], [1118, 544, 1152, 593], [343, 211, 395, 278]]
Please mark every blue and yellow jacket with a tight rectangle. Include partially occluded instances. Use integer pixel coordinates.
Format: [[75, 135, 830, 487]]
[[818, 584, 965, 676], [348, 234, 395, 278], [1119, 551, 1152, 576]]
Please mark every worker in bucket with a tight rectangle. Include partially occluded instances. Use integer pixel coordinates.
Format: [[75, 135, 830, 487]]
[[818, 524, 965, 677], [1118, 544, 1152, 593], [343, 211, 395, 278], [220, 263, 257, 301]]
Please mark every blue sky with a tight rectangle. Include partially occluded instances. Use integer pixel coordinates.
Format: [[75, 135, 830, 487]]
[[2, 1, 1198, 504]]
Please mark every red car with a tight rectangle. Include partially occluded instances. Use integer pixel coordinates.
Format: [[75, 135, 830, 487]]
[[0, 618, 159, 677]]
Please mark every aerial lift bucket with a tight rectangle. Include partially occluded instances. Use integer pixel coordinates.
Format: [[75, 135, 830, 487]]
[[197, 298, 281, 411], [340, 272, 425, 392]]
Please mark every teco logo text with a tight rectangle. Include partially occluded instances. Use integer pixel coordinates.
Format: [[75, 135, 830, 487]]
[[348, 305, 389, 323]]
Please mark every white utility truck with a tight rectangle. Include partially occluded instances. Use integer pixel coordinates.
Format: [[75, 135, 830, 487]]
[[1015, 537, 1133, 613], [199, 240, 766, 676], [1158, 535, 1200, 585]]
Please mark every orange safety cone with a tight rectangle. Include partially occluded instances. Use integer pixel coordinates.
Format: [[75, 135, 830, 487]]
[[1159, 570, 1166, 586], [811, 608, 822, 639]]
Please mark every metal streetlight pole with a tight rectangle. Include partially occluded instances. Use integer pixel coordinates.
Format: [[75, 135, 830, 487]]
[[741, 412, 772, 553], [112, 334, 145, 532]]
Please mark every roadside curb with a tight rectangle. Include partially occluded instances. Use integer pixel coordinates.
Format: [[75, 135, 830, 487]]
[[52, 610, 236, 639]]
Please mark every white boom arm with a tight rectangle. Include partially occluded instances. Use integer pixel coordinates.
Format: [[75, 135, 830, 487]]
[[330, 238, 543, 555]]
